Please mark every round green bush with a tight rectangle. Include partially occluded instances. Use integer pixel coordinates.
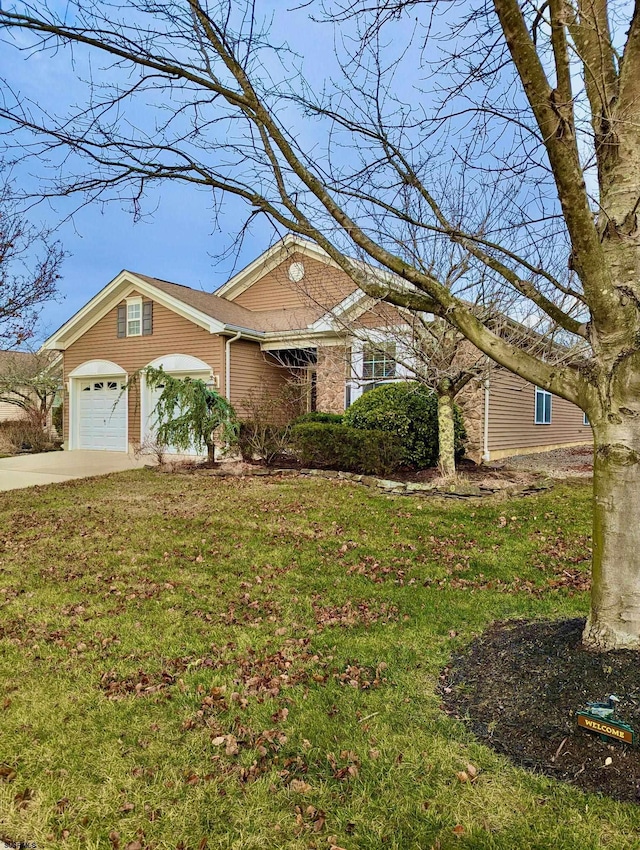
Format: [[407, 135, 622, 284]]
[[343, 382, 466, 469]]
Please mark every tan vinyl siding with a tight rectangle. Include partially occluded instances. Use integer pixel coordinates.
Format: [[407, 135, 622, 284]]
[[352, 304, 405, 329], [227, 339, 290, 417], [63, 300, 224, 446], [487, 369, 591, 454], [0, 400, 24, 422], [233, 255, 354, 312]]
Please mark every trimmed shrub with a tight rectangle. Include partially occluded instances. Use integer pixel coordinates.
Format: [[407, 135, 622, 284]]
[[291, 422, 403, 476], [292, 411, 344, 426], [343, 382, 465, 469]]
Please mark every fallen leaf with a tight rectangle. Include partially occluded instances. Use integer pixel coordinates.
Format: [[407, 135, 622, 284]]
[[453, 824, 465, 837], [456, 771, 469, 783], [289, 779, 312, 793], [14, 787, 34, 809], [0, 764, 17, 782], [225, 735, 239, 756], [466, 762, 479, 780]]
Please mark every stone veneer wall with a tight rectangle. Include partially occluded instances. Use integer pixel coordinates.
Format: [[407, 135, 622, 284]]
[[456, 379, 485, 464], [315, 344, 348, 413]]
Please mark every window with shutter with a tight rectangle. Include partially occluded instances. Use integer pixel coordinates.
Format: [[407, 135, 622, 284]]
[[142, 300, 153, 335], [117, 305, 126, 338]]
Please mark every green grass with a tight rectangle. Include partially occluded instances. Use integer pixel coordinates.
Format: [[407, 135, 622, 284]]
[[0, 471, 637, 849]]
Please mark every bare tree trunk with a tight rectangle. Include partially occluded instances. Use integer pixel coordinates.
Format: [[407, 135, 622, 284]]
[[583, 420, 640, 649], [437, 389, 456, 477], [207, 439, 215, 465]]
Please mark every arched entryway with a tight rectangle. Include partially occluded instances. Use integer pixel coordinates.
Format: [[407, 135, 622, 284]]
[[141, 354, 214, 455], [68, 359, 128, 451]]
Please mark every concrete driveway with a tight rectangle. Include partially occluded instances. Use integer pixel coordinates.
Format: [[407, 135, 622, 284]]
[[0, 450, 150, 492]]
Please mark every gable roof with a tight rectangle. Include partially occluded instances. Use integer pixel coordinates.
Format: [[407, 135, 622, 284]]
[[42, 266, 336, 351], [42, 236, 413, 353], [214, 234, 343, 301]]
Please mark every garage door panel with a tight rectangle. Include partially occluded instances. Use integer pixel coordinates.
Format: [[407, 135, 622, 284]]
[[77, 378, 126, 451], [144, 371, 209, 456]]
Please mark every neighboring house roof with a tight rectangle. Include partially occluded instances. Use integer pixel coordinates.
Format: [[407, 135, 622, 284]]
[[0, 350, 62, 375], [0, 350, 38, 371]]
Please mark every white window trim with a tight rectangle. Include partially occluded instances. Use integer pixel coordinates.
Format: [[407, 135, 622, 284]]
[[362, 341, 397, 382], [344, 337, 415, 407], [126, 296, 143, 337], [535, 386, 552, 425]]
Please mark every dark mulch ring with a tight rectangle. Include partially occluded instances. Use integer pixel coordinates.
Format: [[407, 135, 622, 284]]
[[439, 618, 640, 803]]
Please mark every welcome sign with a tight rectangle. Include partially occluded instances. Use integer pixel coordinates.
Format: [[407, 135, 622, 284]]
[[576, 712, 635, 745]]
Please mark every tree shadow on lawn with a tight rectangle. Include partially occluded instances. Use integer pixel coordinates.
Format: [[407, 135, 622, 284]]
[[440, 618, 640, 803]]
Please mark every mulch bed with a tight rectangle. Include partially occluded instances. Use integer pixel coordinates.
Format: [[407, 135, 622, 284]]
[[440, 618, 640, 803]]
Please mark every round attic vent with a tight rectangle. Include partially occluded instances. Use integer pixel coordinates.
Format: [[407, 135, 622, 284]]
[[287, 261, 305, 282]]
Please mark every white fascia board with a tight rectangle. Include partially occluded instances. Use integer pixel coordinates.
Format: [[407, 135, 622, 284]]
[[260, 331, 345, 351], [214, 234, 342, 301], [309, 289, 379, 332], [42, 272, 227, 350], [223, 324, 264, 341]]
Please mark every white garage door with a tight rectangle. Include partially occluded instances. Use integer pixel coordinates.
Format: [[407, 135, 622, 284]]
[[145, 371, 210, 455], [77, 379, 127, 451]]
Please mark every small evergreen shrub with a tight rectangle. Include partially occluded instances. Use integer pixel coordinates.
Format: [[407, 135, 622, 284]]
[[52, 404, 63, 436], [291, 422, 403, 476], [292, 411, 344, 425], [343, 382, 465, 469]]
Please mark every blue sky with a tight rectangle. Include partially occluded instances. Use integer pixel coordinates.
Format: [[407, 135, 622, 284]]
[[0, 0, 583, 344], [0, 3, 328, 343]]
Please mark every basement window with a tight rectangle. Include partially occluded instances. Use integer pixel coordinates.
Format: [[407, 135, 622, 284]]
[[535, 387, 552, 424]]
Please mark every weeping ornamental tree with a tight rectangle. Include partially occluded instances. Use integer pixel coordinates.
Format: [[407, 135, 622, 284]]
[[0, 0, 638, 649], [145, 367, 237, 464]]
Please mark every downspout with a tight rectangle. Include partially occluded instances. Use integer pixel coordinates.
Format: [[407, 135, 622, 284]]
[[482, 377, 491, 463], [225, 330, 242, 402]]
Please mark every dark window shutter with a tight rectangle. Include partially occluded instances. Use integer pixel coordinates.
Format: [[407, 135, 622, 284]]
[[142, 301, 153, 336], [117, 304, 126, 338]]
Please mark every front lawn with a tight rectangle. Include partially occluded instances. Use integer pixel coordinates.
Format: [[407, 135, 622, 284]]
[[0, 471, 636, 849]]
